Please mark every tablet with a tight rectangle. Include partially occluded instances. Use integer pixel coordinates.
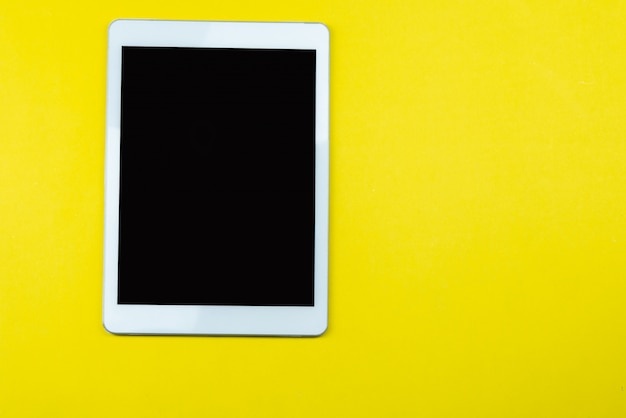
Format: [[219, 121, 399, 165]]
[[103, 19, 329, 336]]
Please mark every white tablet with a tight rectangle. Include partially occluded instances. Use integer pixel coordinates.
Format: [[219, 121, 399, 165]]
[[103, 19, 329, 336]]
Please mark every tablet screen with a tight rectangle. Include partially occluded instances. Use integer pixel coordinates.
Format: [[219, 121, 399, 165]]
[[118, 46, 316, 306]]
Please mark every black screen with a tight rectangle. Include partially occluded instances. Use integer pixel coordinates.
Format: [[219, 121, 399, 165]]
[[118, 47, 316, 306]]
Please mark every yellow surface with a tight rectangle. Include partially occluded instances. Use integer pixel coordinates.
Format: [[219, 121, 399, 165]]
[[1, 1, 626, 416]]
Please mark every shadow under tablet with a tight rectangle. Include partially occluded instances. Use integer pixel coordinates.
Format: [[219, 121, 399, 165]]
[[117, 46, 316, 306]]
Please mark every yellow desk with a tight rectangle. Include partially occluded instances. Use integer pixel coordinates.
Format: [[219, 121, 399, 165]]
[[2, 1, 625, 416]]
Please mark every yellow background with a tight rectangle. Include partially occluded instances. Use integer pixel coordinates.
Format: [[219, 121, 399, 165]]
[[2, 1, 626, 416]]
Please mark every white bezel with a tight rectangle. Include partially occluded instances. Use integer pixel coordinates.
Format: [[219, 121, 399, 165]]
[[103, 19, 329, 336]]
